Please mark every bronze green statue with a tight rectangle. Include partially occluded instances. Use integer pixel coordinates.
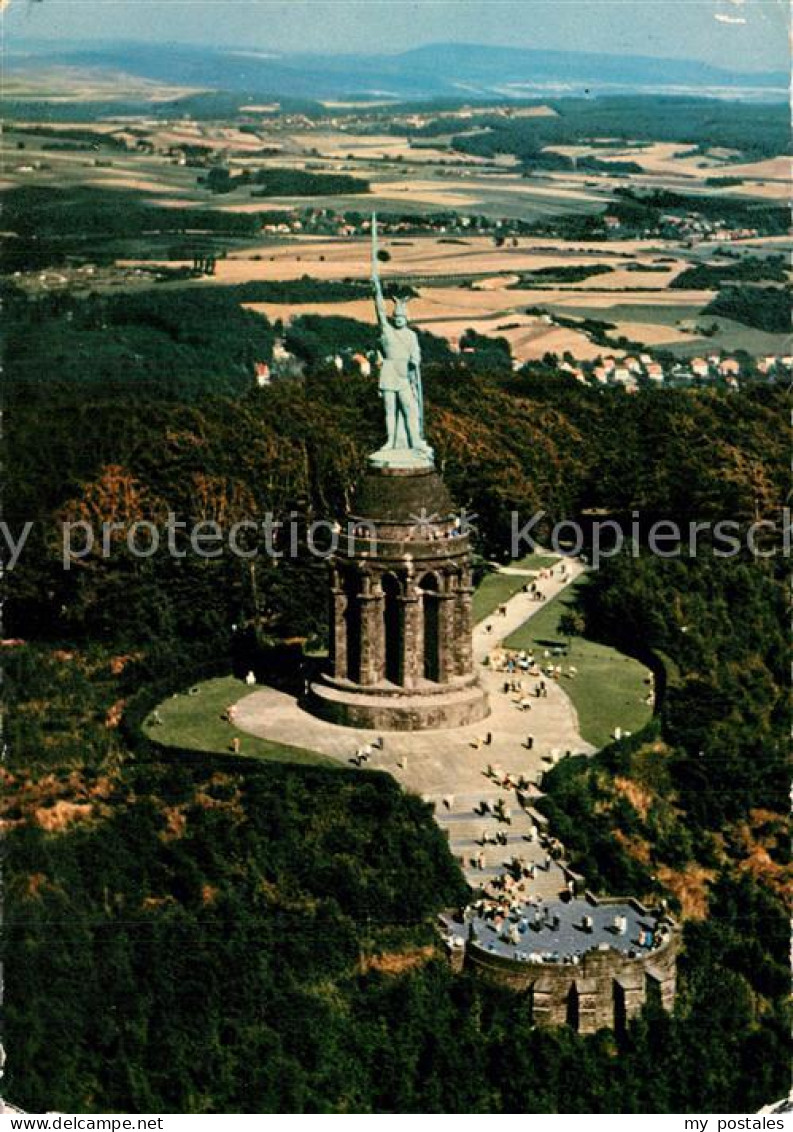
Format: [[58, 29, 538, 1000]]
[[369, 214, 434, 469]]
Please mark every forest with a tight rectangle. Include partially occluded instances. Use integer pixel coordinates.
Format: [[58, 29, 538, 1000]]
[[704, 285, 790, 334], [0, 186, 264, 273], [607, 189, 790, 237], [3, 282, 790, 1112], [4, 284, 275, 401], [510, 265, 614, 286], [669, 255, 788, 290], [205, 166, 370, 196], [441, 96, 791, 161], [3, 186, 262, 241]]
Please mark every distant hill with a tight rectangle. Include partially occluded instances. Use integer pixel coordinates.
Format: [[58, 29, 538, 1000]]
[[7, 39, 788, 103]]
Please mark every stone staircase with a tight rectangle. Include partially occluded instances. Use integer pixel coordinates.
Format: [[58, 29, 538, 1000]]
[[429, 784, 572, 898]]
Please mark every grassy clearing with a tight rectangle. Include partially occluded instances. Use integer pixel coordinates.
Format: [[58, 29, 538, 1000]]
[[473, 553, 560, 623], [511, 550, 560, 571], [503, 578, 653, 748], [663, 317, 792, 357], [142, 675, 338, 768], [473, 572, 532, 623], [575, 302, 704, 325]]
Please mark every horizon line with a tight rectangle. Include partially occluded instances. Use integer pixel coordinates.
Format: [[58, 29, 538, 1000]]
[[5, 35, 789, 78]]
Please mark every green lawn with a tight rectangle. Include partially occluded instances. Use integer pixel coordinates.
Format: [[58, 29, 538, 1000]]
[[142, 676, 338, 768], [473, 552, 560, 624], [473, 572, 534, 624], [511, 550, 560, 572], [503, 578, 653, 749]]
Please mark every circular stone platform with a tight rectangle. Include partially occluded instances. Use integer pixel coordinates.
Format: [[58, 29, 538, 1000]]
[[308, 673, 489, 731], [232, 560, 594, 798]]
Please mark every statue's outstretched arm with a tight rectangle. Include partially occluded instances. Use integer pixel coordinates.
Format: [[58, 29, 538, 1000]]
[[371, 213, 388, 327], [372, 273, 388, 327]]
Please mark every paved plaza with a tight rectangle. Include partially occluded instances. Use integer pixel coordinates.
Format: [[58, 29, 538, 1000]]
[[440, 897, 662, 963], [234, 559, 594, 884]]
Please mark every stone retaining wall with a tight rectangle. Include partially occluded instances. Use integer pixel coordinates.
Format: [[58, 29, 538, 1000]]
[[445, 899, 680, 1034]]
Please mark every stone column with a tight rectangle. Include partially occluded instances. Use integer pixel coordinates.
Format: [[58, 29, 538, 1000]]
[[575, 978, 600, 1035], [455, 576, 475, 678], [615, 972, 645, 1028], [358, 578, 385, 685], [330, 584, 348, 679], [372, 590, 387, 683], [437, 588, 457, 684], [401, 592, 423, 687]]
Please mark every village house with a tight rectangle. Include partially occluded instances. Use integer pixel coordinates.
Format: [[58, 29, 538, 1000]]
[[690, 357, 710, 379], [612, 366, 636, 389], [352, 353, 372, 377]]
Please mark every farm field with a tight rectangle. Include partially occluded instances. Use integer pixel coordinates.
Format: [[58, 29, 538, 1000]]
[[205, 179, 608, 220], [3, 38, 792, 1121], [3, 103, 790, 363], [543, 141, 790, 203], [275, 129, 514, 164], [551, 299, 793, 356], [241, 293, 617, 362], [3, 66, 204, 103], [234, 263, 759, 360], [189, 234, 680, 282]]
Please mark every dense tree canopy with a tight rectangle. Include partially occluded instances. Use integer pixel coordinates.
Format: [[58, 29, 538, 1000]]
[[4, 286, 790, 1112]]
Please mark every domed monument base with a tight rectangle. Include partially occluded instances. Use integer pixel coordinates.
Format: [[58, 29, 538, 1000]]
[[308, 464, 489, 732]]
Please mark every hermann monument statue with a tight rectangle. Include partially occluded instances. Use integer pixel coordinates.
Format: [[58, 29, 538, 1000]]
[[307, 214, 489, 731], [369, 214, 434, 468]]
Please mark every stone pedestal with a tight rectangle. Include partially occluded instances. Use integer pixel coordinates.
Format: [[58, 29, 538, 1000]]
[[309, 465, 489, 731]]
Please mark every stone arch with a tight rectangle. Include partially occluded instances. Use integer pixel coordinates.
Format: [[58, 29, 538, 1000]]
[[525, 983, 535, 1025], [418, 568, 442, 591], [565, 982, 580, 1031], [645, 970, 663, 1012], [613, 979, 627, 1036]]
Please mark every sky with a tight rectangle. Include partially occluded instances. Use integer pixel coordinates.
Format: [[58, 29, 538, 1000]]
[[3, 0, 790, 72]]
